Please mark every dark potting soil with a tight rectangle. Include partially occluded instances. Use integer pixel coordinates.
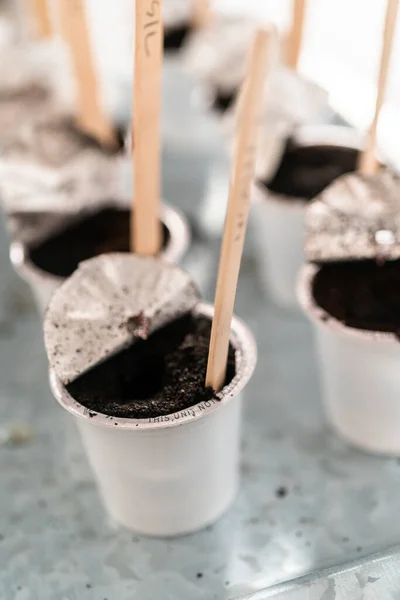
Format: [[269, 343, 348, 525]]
[[28, 207, 170, 278], [67, 314, 236, 419], [313, 260, 400, 335], [164, 23, 192, 51], [212, 88, 236, 114], [263, 142, 359, 201]]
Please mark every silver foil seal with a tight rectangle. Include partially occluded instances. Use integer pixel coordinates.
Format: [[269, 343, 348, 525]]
[[0, 39, 73, 145], [223, 66, 331, 181], [183, 14, 260, 93], [44, 254, 201, 385], [0, 115, 126, 215], [305, 169, 400, 263]]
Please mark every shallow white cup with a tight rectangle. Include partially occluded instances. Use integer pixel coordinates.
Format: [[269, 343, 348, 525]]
[[10, 203, 191, 316], [251, 125, 362, 310], [49, 302, 257, 536], [298, 262, 400, 456]]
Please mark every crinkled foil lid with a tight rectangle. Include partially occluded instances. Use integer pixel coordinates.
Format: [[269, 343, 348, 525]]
[[183, 15, 260, 91], [44, 254, 201, 385], [2, 116, 106, 168], [0, 116, 126, 216], [266, 67, 330, 128], [305, 169, 400, 263], [0, 40, 73, 144], [228, 67, 330, 181]]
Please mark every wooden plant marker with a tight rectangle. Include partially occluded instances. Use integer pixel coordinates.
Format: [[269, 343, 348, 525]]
[[132, 0, 163, 255], [31, 0, 52, 38], [206, 28, 274, 391], [192, 0, 212, 29], [58, 0, 117, 148], [358, 0, 399, 175], [286, 0, 306, 70]]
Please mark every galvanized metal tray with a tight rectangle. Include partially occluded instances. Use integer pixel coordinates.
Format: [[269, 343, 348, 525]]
[[2, 80, 400, 600]]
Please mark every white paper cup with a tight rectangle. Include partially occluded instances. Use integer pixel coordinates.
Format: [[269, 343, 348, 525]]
[[49, 302, 257, 536], [298, 262, 400, 455], [251, 125, 362, 310], [10, 203, 191, 315], [251, 183, 305, 309]]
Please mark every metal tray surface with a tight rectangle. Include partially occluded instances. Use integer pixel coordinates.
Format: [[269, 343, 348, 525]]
[[2, 79, 400, 600]]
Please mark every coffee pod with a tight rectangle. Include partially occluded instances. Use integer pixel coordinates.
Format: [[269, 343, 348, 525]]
[[0, 114, 125, 214], [298, 169, 400, 455], [45, 254, 256, 535], [251, 125, 361, 309], [9, 195, 190, 316]]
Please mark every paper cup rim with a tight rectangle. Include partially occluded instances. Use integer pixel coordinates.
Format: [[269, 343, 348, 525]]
[[297, 262, 400, 344], [10, 202, 191, 287], [254, 124, 363, 209], [49, 301, 257, 430]]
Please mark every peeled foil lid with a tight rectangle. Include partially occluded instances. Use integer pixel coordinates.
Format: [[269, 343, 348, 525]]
[[0, 16, 17, 50], [305, 169, 400, 263], [265, 67, 330, 128], [1, 116, 110, 167], [223, 66, 330, 181], [163, 0, 193, 29], [44, 254, 201, 385], [183, 14, 261, 91], [0, 38, 72, 102], [0, 39, 74, 144], [0, 116, 126, 215], [256, 69, 330, 180]]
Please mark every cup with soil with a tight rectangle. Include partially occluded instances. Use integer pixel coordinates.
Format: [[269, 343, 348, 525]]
[[45, 254, 257, 536], [10, 198, 191, 315], [298, 169, 400, 455], [251, 125, 362, 309]]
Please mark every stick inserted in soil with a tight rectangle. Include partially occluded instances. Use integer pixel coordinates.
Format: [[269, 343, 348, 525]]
[[358, 0, 399, 175], [58, 0, 117, 148], [206, 28, 275, 391], [286, 0, 306, 70], [131, 0, 163, 255]]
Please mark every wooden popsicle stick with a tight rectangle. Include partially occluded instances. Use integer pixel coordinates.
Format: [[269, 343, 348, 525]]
[[286, 0, 306, 71], [31, 0, 52, 38], [206, 28, 274, 391], [58, 0, 117, 148], [132, 0, 163, 255], [358, 0, 399, 175], [192, 0, 212, 29]]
